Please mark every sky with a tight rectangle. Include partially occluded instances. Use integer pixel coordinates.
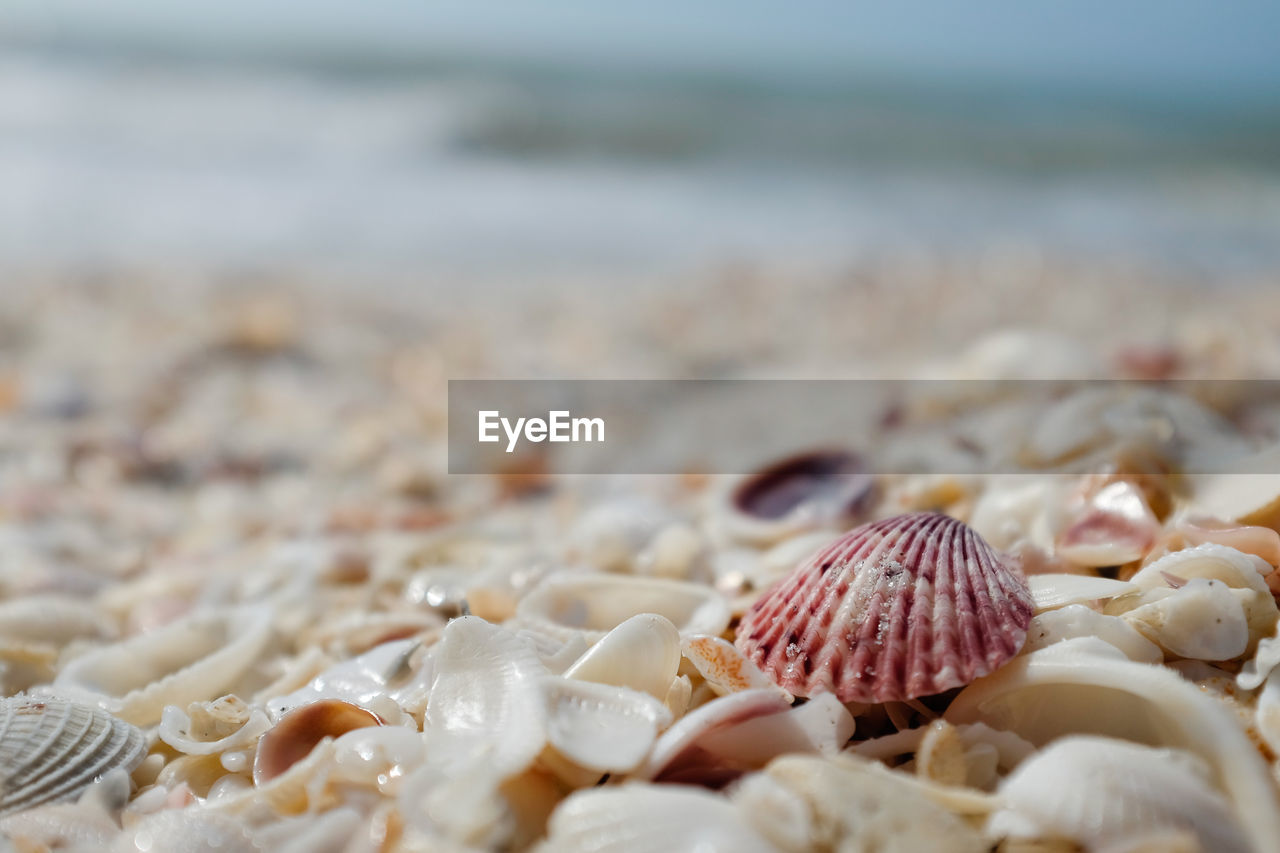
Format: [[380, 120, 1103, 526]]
[[4, 0, 1280, 98]]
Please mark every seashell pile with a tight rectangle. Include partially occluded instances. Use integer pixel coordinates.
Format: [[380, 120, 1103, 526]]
[[6, 283, 1280, 852]]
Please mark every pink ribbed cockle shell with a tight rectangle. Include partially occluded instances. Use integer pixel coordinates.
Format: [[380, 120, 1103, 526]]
[[735, 512, 1034, 703]]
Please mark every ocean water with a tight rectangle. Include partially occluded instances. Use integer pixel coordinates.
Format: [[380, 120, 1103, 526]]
[[2, 39, 1279, 279]]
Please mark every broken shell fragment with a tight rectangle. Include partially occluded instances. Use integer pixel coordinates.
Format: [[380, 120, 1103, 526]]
[[681, 634, 787, 698], [736, 512, 1034, 703], [52, 605, 274, 726], [1025, 573, 1137, 611], [742, 754, 989, 853], [252, 699, 383, 785], [543, 678, 672, 774], [158, 695, 272, 756], [0, 696, 147, 818], [541, 783, 780, 853], [515, 573, 730, 644]]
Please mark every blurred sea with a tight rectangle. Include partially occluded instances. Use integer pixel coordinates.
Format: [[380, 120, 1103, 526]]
[[2, 38, 1280, 278]]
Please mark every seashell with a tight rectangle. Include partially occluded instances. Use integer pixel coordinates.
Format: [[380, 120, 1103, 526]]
[[158, 695, 271, 756], [636, 689, 852, 788], [1119, 543, 1278, 655], [252, 806, 364, 853], [540, 783, 780, 853], [736, 512, 1034, 703], [1022, 605, 1163, 663], [637, 522, 708, 581], [1148, 516, 1280, 568], [0, 695, 147, 818], [0, 800, 120, 850], [1254, 666, 1280, 757], [681, 634, 788, 698], [0, 595, 114, 645], [515, 573, 730, 644], [563, 613, 681, 700], [945, 637, 1280, 849], [987, 736, 1250, 853], [914, 719, 971, 787], [0, 643, 58, 696], [155, 752, 236, 798], [52, 605, 274, 726], [268, 638, 433, 720], [1191, 468, 1280, 532], [740, 753, 989, 853], [1025, 573, 1137, 611], [297, 610, 441, 658], [424, 617, 549, 781], [1056, 481, 1159, 567], [207, 738, 341, 817], [328, 724, 426, 791], [717, 450, 875, 546], [253, 699, 383, 785], [567, 498, 705, 579], [1121, 578, 1249, 661], [1238, 631, 1280, 691], [968, 478, 1060, 552], [634, 689, 785, 785], [543, 678, 672, 774]]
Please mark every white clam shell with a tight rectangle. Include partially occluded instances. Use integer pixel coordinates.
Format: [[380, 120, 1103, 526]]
[[1023, 605, 1163, 663], [1122, 578, 1250, 661], [1026, 573, 1137, 611], [988, 736, 1250, 853], [946, 637, 1280, 850], [52, 605, 274, 726], [515, 573, 730, 644], [0, 696, 147, 818], [563, 614, 681, 700], [541, 783, 780, 853], [1122, 543, 1278, 654], [636, 689, 852, 785], [740, 754, 989, 853], [543, 678, 671, 774], [424, 616, 547, 778], [158, 695, 271, 756], [268, 638, 433, 720]]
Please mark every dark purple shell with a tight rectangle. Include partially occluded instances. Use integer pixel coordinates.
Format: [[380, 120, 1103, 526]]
[[732, 450, 874, 523]]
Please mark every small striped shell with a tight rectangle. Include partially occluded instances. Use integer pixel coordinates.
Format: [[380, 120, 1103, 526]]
[[735, 512, 1034, 703], [0, 696, 147, 817]]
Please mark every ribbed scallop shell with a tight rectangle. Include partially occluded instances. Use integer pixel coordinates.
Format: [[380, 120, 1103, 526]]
[[735, 512, 1034, 703], [0, 696, 147, 817]]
